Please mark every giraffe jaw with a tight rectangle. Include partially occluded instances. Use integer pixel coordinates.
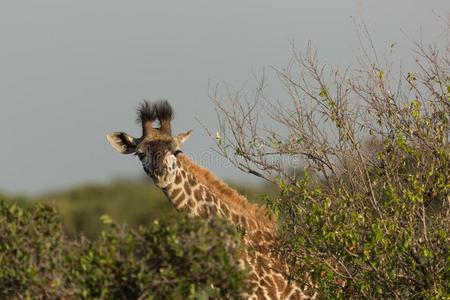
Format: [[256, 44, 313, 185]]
[[145, 153, 178, 189]]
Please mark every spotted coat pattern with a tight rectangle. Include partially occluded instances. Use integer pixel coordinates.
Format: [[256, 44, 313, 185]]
[[157, 154, 314, 300]]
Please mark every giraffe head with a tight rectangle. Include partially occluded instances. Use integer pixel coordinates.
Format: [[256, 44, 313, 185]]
[[107, 100, 192, 188]]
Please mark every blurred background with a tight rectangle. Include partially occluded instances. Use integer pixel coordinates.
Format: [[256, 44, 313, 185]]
[[0, 1, 448, 238]]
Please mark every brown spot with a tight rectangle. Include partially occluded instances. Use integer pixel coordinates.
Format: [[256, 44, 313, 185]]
[[184, 181, 192, 195], [193, 188, 202, 200], [239, 215, 248, 227], [220, 204, 230, 217], [255, 255, 264, 275], [188, 175, 196, 186], [205, 192, 214, 202], [188, 198, 195, 208], [253, 231, 264, 244], [179, 204, 191, 214], [197, 204, 207, 217], [176, 160, 181, 167], [232, 214, 239, 224], [257, 245, 269, 256], [174, 173, 182, 184], [259, 277, 269, 287], [209, 205, 217, 215], [181, 170, 187, 178], [240, 217, 249, 228], [170, 188, 182, 199]]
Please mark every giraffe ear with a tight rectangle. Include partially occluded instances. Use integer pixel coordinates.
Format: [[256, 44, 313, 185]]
[[106, 132, 139, 154], [174, 130, 192, 148]]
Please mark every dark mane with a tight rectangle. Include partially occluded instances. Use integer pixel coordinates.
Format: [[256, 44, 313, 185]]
[[153, 100, 174, 123], [154, 100, 174, 134], [136, 100, 156, 125]]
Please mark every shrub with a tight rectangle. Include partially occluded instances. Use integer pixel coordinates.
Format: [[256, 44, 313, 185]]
[[0, 197, 246, 299], [210, 28, 449, 298], [0, 197, 69, 299]]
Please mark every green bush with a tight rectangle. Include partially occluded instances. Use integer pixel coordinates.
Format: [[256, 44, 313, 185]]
[[210, 31, 449, 298], [273, 141, 449, 299], [0, 198, 246, 299]]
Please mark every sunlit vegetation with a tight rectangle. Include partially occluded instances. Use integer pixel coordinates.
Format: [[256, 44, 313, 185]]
[[0, 197, 246, 299], [210, 32, 449, 298]]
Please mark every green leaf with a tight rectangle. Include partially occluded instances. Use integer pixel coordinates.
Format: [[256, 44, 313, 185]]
[[99, 214, 113, 225], [319, 87, 329, 98]]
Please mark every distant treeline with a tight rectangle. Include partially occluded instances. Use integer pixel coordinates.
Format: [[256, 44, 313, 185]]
[[5, 178, 272, 239]]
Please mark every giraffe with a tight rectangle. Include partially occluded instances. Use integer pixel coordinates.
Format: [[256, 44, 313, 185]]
[[106, 100, 314, 299]]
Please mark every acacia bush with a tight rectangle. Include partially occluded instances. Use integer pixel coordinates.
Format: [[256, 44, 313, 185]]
[[210, 30, 449, 298], [0, 197, 246, 299]]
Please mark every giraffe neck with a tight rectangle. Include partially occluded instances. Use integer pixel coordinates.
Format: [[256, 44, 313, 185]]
[[161, 154, 273, 234], [160, 154, 311, 299]]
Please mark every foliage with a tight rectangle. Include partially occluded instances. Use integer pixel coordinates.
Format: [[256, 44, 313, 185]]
[[210, 28, 450, 298], [274, 147, 449, 299], [0, 198, 246, 299]]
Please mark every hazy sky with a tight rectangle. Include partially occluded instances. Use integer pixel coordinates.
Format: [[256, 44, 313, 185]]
[[0, 1, 448, 194]]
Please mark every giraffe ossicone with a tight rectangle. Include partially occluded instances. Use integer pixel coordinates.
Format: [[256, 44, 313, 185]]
[[107, 100, 314, 299]]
